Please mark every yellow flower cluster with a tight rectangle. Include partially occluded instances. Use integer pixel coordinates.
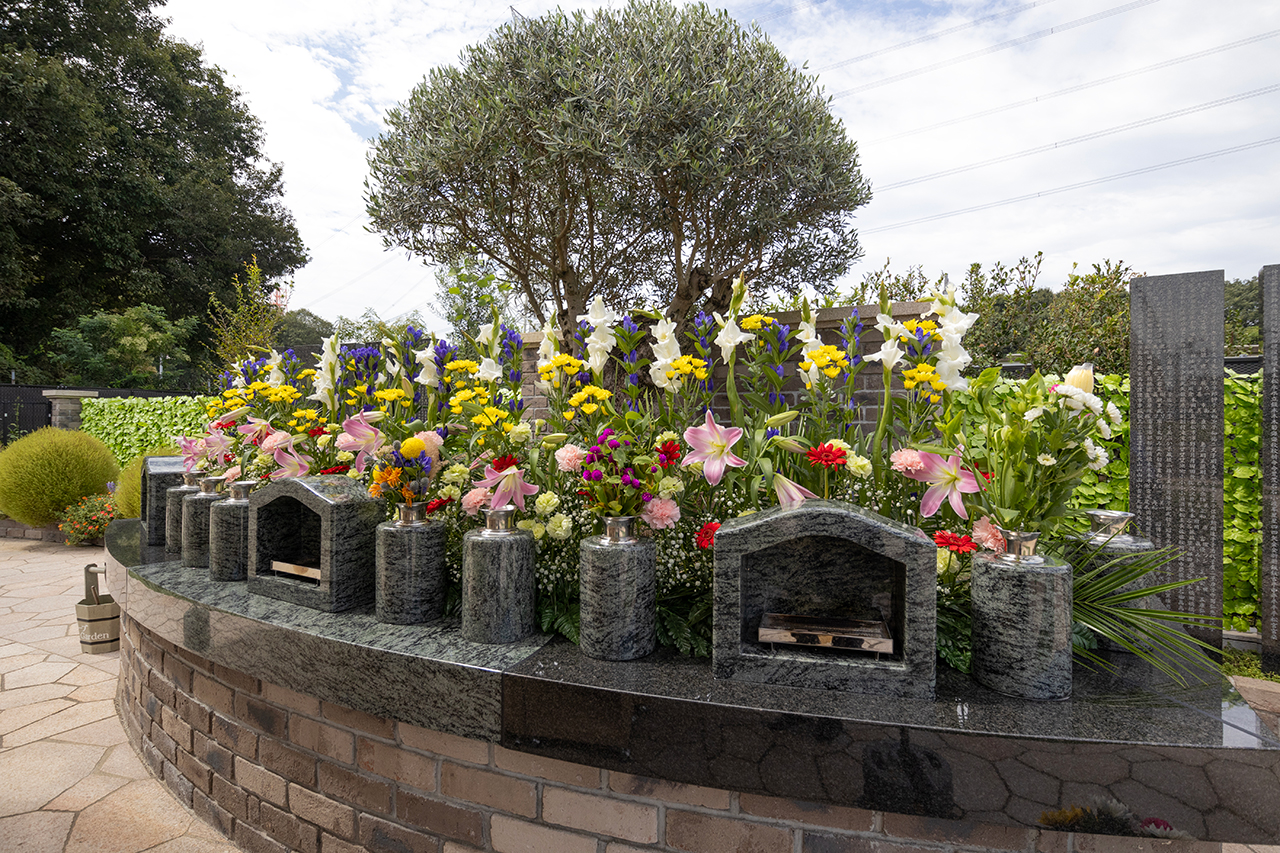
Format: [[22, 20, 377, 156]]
[[448, 387, 490, 415], [444, 359, 480, 390], [208, 381, 275, 416], [799, 345, 849, 379], [563, 385, 611, 420], [260, 385, 302, 406], [665, 355, 708, 382], [471, 406, 512, 432], [373, 388, 412, 410], [287, 408, 321, 430], [538, 353, 584, 389], [900, 319, 940, 342], [902, 363, 944, 402], [738, 315, 775, 331], [345, 383, 371, 407]]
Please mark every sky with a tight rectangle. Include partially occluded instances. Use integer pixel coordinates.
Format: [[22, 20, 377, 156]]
[[160, 0, 1280, 333]]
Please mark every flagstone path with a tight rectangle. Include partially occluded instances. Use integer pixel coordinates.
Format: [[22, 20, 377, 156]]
[[0, 537, 239, 853]]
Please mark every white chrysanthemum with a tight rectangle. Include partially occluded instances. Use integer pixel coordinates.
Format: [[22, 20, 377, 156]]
[[1024, 407, 1043, 422], [657, 476, 684, 499], [1098, 420, 1113, 439], [1106, 401, 1123, 425], [1084, 438, 1110, 471], [442, 463, 471, 485], [509, 422, 532, 444], [546, 513, 573, 540], [847, 454, 873, 478], [1037, 454, 1057, 466], [534, 492, 561, 516]]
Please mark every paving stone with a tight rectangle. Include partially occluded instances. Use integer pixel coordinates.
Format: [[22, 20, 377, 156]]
[[0, 739, 106, 816], [0, 809, 76, 853], [64, 778, 196, 853], [43, 770, 131, 810], [0, 681, 76, 710], [4, 698, 117, 747]]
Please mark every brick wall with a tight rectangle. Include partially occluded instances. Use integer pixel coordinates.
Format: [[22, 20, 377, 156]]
[[114, 614, 1203, 853]]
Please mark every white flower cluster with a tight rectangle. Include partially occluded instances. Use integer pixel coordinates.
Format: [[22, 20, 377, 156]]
[[648, 318, 682, 389], [578, 297, 618, 375], [1083, 437, 1110, 471]]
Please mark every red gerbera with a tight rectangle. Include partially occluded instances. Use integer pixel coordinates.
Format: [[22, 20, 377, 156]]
[[492, 454, 519, 472], [655, 439, 682, 469], [308, 426, 327, 437], [424, 497, 454, 514], [933, 530, 977, 554], [696, 521, 721, 550], [318, 465, 351, 475], [806, 443, 847, 469]]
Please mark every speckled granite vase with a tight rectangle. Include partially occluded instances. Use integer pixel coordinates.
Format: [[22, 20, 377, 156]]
[[461, 507, 535, 644], [181, 477, 227, 569], [376, 503, 447, 624], [209, 481, 255, 582], [165, 472, 200, 553], [141, 456, 184, 546], [579, 516, 656, 661], [971, 531, 1072, 701], [1064, 510, 1161, 650]]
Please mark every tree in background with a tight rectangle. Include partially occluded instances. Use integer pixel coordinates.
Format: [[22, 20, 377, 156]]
[[1225, 275, 1261, 355], [208, 258, 285, 370], [46, 304, 198, 389], [0, 0, 308, 376], [333, 309, 432, 348], [1026, 260, 1136, 376], [276, 309, 336, 351], [366, 0, 870, 334], [435, 257, 526, 360], [959, 253, 1055, 372]]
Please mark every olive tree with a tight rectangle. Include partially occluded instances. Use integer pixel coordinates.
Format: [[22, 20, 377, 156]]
[[365, 0, 871, 331]]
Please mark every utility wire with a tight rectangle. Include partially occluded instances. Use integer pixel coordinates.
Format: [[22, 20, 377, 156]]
[[877, 84, 1280, 192], [816, 0, 1060, 72], [297, 255, 400, 310], [862, 135, 1280, 234], [868, 30, 1280, 145], [755, 0, 819, 25], [829, 0, 1162, 100]]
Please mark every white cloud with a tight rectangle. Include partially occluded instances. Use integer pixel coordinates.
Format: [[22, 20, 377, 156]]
[[161, 0, 1280, 334]]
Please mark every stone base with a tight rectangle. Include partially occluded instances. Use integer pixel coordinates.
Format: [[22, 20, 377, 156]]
[[579, 534, 656, 661], [376, 520, 447, 624], [461, 529, 535, 644]]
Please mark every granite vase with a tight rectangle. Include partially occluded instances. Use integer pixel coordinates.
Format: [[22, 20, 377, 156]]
[[182, 477, 227, 569], [461, 507, 535, 644], [209, 481, 255, 581], [970, 530, 1073, 701], [165, 472, 200, 553], [1064, 510, 1161, 649], [579, 516, 656, 661], [376, 502, 447, 624]]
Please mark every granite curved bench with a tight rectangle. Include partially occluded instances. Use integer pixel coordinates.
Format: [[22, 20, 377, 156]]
[[104, 519, 1280, 852]]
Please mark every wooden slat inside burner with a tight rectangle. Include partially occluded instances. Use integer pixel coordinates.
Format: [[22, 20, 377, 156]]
[[270, 560, 322, 580], [758, 613, 893, 653]]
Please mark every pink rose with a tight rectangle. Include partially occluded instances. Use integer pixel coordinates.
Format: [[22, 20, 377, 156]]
[[555, 444, 587, 473], [890, 448, 923, 474], [260, 431, 291, 453], [972, 516, 1005, 552], [641, 497, 681, 531], [462, 487, 492, 516]]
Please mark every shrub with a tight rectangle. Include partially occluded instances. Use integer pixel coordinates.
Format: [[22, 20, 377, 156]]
[[113, 445, 180, 519], [0, 428, 120, 526], [81, 395, 212, 464], [57, 493, 118, 545]]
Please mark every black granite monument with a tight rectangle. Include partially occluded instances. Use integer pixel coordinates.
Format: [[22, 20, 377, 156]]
[[140, 456, 184, 547], [1261, 264, 1280, 672]]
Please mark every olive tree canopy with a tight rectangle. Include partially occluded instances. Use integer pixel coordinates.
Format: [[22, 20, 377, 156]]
[[365, 0, 871, 331]]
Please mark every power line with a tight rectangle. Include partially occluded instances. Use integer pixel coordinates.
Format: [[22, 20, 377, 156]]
[[816, 0, 1060, 72], [755, 0, 819, 25], [828, 0, 1163, 101], [862, 135, 1280, 234], [297, 255, 401, 310], [867, 30, 1280, 145], [877, 83, 1280, 192]]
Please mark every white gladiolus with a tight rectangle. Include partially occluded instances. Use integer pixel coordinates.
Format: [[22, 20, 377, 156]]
[[477, 358, 502, 383], [577, 296, 618, 329], [712, 313, 755, 362]]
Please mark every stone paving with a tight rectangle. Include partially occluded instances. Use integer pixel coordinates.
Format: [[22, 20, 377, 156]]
[[0, 537, 239, 853]]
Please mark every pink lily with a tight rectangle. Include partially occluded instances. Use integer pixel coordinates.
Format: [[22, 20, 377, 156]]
[[335, 412, 384, 473], [902, 452, 980, 519], [270, 446, 312, 480], [203, 431, 233, 461], [474, 464, 539, 512], [681, 410, 747, 487], [176, 435, 204, 472], [237, 416, 274, 444], [772, 472, 819, 508]]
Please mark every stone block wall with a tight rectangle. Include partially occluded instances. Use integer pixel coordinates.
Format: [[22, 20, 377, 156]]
[[115, 613, 1206, 853], [0, 516, 66, 542]]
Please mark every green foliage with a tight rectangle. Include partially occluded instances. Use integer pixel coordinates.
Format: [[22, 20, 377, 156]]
[[1028, 260, 1135, 375], [0, 428, 118, 526], [276, 309, 335, 350], [57, 492, 117, 545], [438, 258, 525, 356], [113, 444, 180, 519], [333, 308, 433, 348], [1225, 275, 1261, 355], [1067, 373, 1130, 515], [366, 0, 870, 330], [46, 303, 198, 389], [0, 0, 307, 375], [1224, 370, 1262, 630], [958, 253, 1054, 372], [1221, 647, 1280, 683], [936, 552, 972, 673], [209, 257, 286, 370], [80, 396, 212, 465]]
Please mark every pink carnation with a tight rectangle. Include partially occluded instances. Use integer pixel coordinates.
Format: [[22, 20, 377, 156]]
[[223, 465, 242, 482], [462, 487, 492, 516], [260, 431, 292, 453], [415, 430, 444, 456], [641, 497, 681, 530], [890, 448, 923, 473], [555, 444, 587, 473], [972, 516, 1005, 552]]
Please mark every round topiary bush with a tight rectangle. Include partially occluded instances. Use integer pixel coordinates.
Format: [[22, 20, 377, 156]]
[[113, 445, 180, 519], [0, 428, 120, 527]]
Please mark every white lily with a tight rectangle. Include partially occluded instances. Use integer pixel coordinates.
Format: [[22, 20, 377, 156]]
[[577, 296, 618, 329], [712, 313, 755, 362], [476, 321, 499, 349], [413, 347, 439, 387], [264, 350, 285, 386], [863, 338, 904, 371], [477, 357, 502, 383]]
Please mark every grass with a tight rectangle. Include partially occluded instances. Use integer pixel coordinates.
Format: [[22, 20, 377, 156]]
[[1220, 647, 1280, 684]]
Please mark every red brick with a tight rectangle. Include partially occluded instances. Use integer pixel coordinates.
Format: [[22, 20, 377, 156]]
[[666, 810, 793, 853], [440, 761, 536, 817], [543, 786, 658, 844], [740, 793, 877, 832], [212, 712, 258, 759], [163, 653, 194, 692], [322, 701, 394, 739], [176, 690, 212, 734], [212, 773, 248, 822], [290, 783, 357, 840], [401, 724, 489, 765], [611, 771, 730, 809], [163, 758, 194, 806], [358, 813, 441, 853], [236, 693, 288, 738], [262, 680, 322, 716], [139, 634, 165, 669], [318, 762, 392, 813], [260, 737, 317, 785], [196, 730, 234, 779], [260, 801, 320, 853], [396, 789, 485, 846], [161, 704, 193, 751], [194, 672, 235, 715], [490, 814, 597, 853], [881, 813, 1031, 850], [321, 833, 366, 853], [176, 748, 211, 794], [235, 756, 288, 807], [149, 669, 176, 708], [802, 833, 933, 853], [170, 645, 213, 673], [357, 737, 436, 791], [193, 788, 234, 838], [293, 716, 356, 764], [496, 745, 600, 787], [150, 721, 177, 763], [215, 663, 259, 694], [235, 821, 289, 853]]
